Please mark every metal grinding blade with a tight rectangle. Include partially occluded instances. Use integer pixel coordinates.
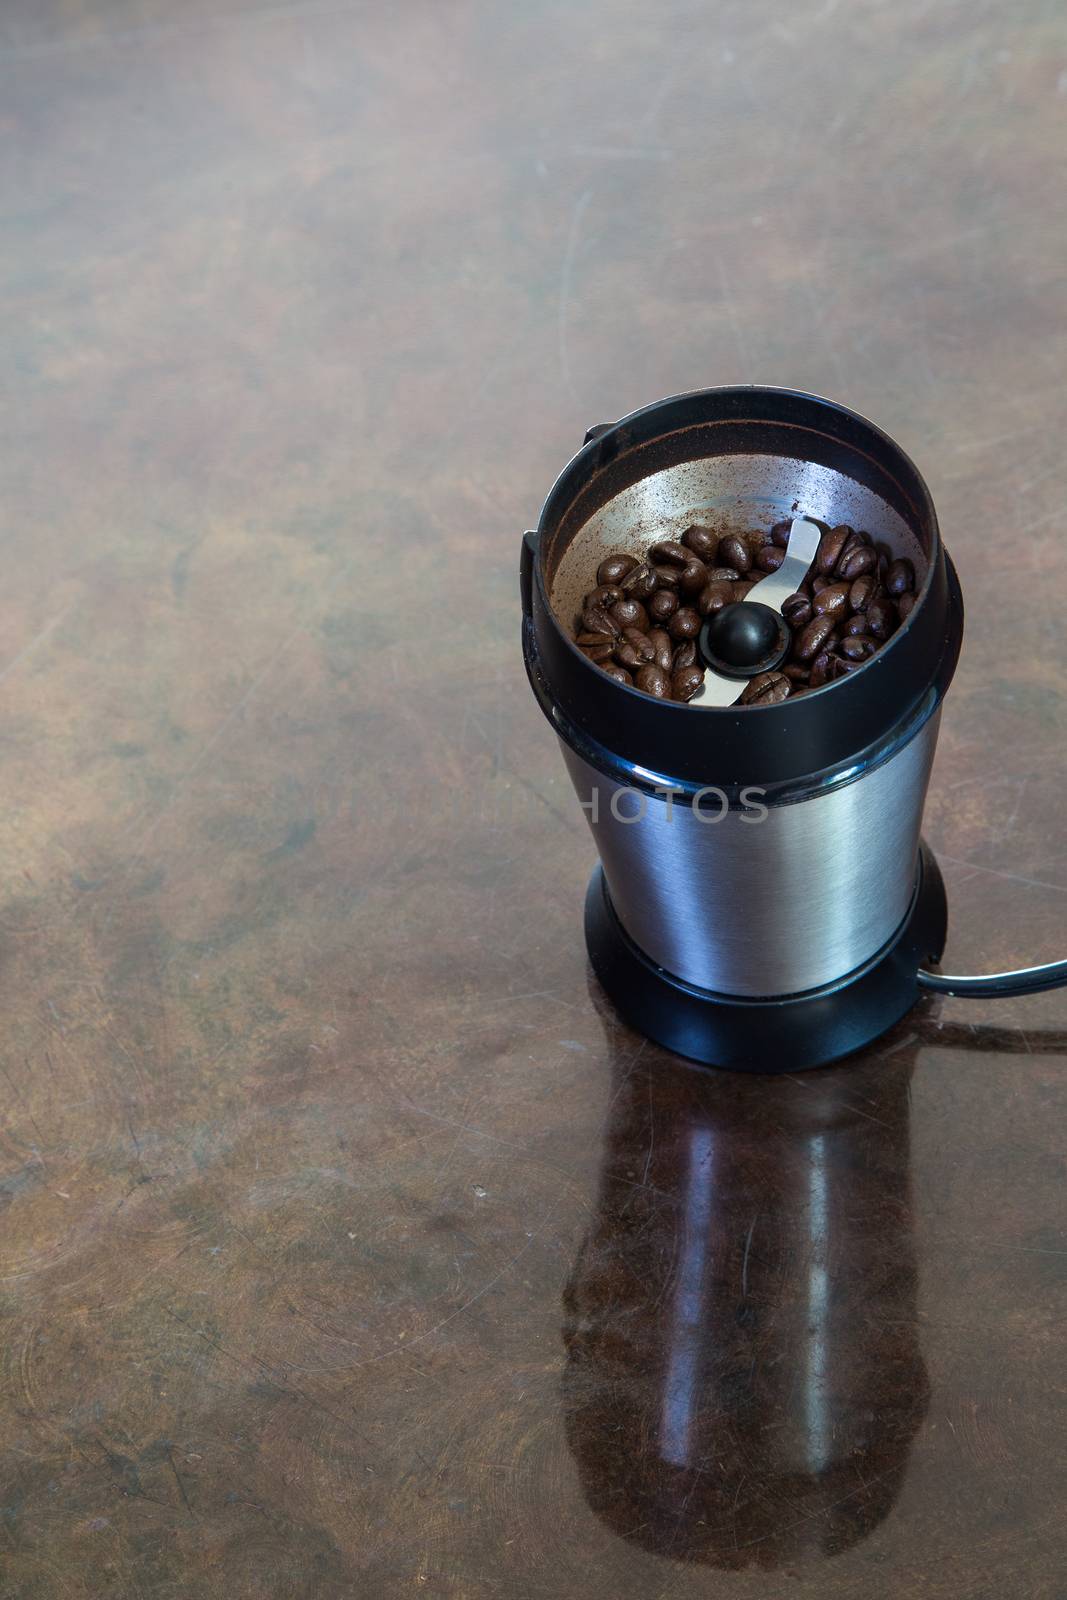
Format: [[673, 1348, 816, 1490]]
[[692, 518, 821, 707]]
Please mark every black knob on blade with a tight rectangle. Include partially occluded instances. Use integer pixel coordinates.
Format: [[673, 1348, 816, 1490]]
[[699, 601, 790, 680]]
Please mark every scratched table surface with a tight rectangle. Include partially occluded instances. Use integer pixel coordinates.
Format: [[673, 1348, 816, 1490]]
[[2, 2, 1066, 1596]]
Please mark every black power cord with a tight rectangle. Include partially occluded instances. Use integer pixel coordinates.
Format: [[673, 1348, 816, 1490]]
[[917, 960, 1067, 999]]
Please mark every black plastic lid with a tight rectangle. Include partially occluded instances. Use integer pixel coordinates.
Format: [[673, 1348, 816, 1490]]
[[521, 386, 964, 791]]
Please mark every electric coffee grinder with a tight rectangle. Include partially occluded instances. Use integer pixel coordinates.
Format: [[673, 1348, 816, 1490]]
[[521, 387, 1067, 1071]]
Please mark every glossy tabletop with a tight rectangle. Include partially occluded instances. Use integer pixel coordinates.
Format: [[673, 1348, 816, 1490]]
[[1, 2, 1066, 1596]]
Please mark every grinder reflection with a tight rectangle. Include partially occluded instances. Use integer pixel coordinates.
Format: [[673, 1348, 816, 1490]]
[[562, 1021, 928, 1567]]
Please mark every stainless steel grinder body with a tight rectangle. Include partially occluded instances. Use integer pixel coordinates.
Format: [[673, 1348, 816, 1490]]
[[521, 388, 964, 1070]]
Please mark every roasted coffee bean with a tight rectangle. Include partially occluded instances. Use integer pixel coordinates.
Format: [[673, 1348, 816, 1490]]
[[840, 634, 877, 660], [672, 639, 698, 670], [809, 649, 834, 688], [608, 599, 648, 631], [668, 606, 701, 641], [739, 670, 790, 706], [678, 559, 710, 595], [681, 525, 718, 559], [832, 655, 863, 678], [782, 662, 811, 683], [704, 566, 740, 583], [843, 613, 871, 637], [770, 518, 794, 548], [812, 582, 850, 620], [795, 613, 837, 661], [897, 591, 917, 621], [621, 627, 656, 663], [602, 665, 633, 686], [648, 589, 679, 623], [576, 631, 612, 647], [886, 557, 915, 596], [634, 664, 671, 698], [755, 544, 786, 572], [647, 628, 674, 673], [816, 524, 850, 575], [581, 604, 619, 638], [648, 563, 681, 589], [579, 641, 615, 663], [649, 539, 690, 567], [782, 593, 813, 629], [622, 563, 659, 599], [733, 580, 757, 602], [587, 586, 626, 612], [812, 575, 834, 595], [719, 535, 752, 574], [838, 544, 876, 581], [614, 642, 644, 670], [848, 573, 877, 612], [866, 598, 895, 640], [672, 665, 705, 702], [698, 580, 734, 616], [597, 553, 638, 586]]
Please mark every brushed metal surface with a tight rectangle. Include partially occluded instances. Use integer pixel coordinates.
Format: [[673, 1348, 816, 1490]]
[[562, 713, 940, 996]]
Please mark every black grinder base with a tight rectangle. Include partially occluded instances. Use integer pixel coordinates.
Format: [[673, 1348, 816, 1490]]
[[584, 841, 947, 1073]]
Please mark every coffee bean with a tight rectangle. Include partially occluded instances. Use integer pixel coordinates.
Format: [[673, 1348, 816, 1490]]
[[648, 563, 680, 589], [576, 631, 611, 646], [739, 670, 790, 706], [832, 655, 863, 678], [608, 599, 648, 631], [812, 582, 850, 620], [704, 567, 740, 583], [782, 593, 813, 629], [886, 558, 915, 596], [698, 581, 734, 616], [672, 665, 705, 702], [795, 613, 836, 661], [681, 525, 718, 559], [668, 606, 701, 641], [841, 634, 877, 660], [866, 598, 895, 640], [647, 628, 673, 672], [614, 642, 644, 670], [581, 604, 619, 637], [719, 535, 752, 574], [848, 573, 877, 612], [843, 613, 871, 637], [602, 665, 633, 686], [622, 563, 659, 599], [809, 649, 835, 688], [672, 639, 698, 670], [732, 581, 756, 602], [782, 662, 810, 682], [648, 540, 690, 567], [816, 524, 850, 575], [811, 575, 833, 596], [755, 544, 786, 572], [621, 627, 656, 663], [770, 519, 794, 548], [634, 664, 671, 698], [648, 590, 679, 623], [580, 641, 615, 663], [838, 545, 876, 581], [897, 591, 917, 621], [678, 559, 709, 595], [597, 553, 638, 586], [585, 584, 624, 609]]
